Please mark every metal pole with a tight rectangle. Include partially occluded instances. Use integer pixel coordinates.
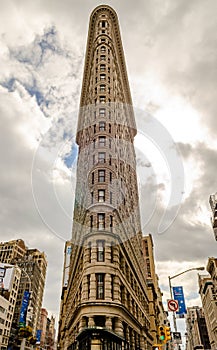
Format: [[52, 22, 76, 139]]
[[168, 276, 178, 332], [168, 267, 205, 350], [20, 337, 25, 350]]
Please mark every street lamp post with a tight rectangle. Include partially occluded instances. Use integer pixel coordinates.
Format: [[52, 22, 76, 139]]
[[168, 266, 205, 333]]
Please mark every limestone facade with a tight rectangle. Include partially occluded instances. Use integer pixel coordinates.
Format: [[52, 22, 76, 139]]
[[58, 5, 153, 350]]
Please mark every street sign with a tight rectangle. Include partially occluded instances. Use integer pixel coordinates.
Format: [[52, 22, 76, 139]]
[[167, 299, 179, 312], [173, 332, 182, 344], [173, 286, 187, 316]]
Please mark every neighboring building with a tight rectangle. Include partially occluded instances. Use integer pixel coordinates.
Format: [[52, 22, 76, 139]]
[[0, 240, 47, 349], [209, 193, 217, 240], [185, 306, 210, 350], [0, 263, 21, 349], [0, 239, 26, 264], [46, 315, 55, 350], [58, 4, 154, 350], [0, 296, 10, 349], [199, 270, 217, 349], [206, 258, 217, 348], [142, 235, 168, 344], [39, 308, 55, 350], [40, 308, 48, 348]]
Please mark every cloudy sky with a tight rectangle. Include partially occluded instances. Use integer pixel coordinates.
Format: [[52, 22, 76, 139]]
[[1, 0, 217, 342]]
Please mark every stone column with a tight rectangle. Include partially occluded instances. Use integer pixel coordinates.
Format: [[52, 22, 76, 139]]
[[113, 244, 119, 266], [105, 245, 110, 263], [105, 316, 112, 330], [82, 275, 88, 301], [115, 317, 123, 337], [91, 246, 97, 263], [126, 325, 129, 343], [105, 273, 112, 300], [89, 274, 96, 300], [83, 245, 90, 267], [78, 317, 86, 333], [89, 316, 95, 327], [113, 275, 120, 302]]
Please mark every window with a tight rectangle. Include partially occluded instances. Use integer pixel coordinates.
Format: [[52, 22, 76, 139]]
[[99, 107, 106, 117], [100, 85, 106, 92], [109, 154, 112, 165], [96, 273, 105, 299], [98, 152, 106, 163], [97, 240, 105, 261], [110, 215, 113, 232], [100, 64, 106, 72], [109, 123, 111, 133], [109, 138, 112, 149], [98, 213, 105, 230], [101, 38, 106, 43], [100, 55, 106, 61], [91, 192, 94, 204], [100, 74, 106, 81], [93, 124, 96, 133], [90, 216, 93, 231], [101, 21, 106, 28], [110, 191, 112, 204], [99, 121, 105, 131], [93, 139, 96, 149], [99, 136, 106, 147], [101, 46, 106, 52], [110, 172, 112, 183], [98, 189, 105, 203], [88, 242, 91, 263], [92, 172, 94, 184], [111, 242, 114, 263], [99, 97, 106, 104], [98, 170, 105, 182]]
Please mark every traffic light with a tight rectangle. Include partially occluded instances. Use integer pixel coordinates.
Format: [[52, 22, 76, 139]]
[[165, 326, 171, 342], [158, 326, 165, 342]]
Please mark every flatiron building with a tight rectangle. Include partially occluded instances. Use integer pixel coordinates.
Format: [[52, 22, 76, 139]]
[[58, 5, 153, 350]]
